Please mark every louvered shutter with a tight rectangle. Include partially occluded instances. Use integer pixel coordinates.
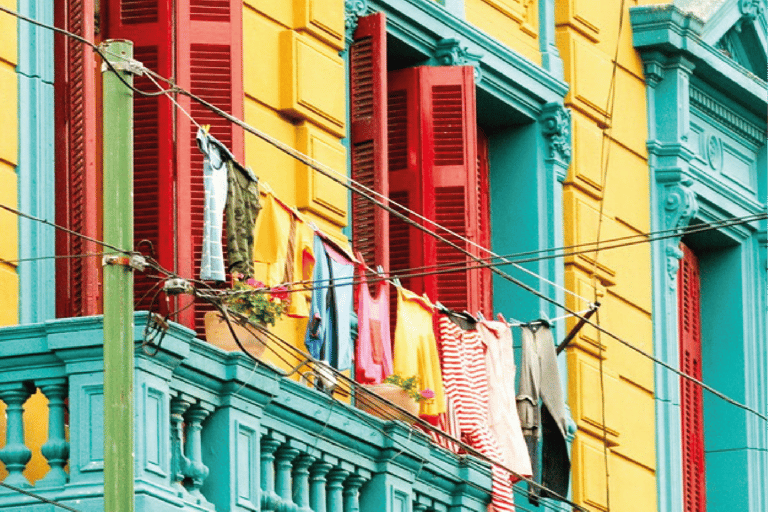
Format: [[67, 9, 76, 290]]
[[678, 243, 706, 512], [178, 0, 244, 333], [350, 13, 389, 277], [387, 67, 429, 307], [55, 0, 99, 317], [105, 0, 176, 318], [476, 128, 492, 316], [387, 66, 481, 313], [106, 0, 242, 333]]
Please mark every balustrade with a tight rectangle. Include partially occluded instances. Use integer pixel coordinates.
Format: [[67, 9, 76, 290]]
[[0, 314, 493, 511]]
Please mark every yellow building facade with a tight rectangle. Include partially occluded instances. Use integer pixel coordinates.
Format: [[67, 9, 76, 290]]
[[557, 1, 657, 511]]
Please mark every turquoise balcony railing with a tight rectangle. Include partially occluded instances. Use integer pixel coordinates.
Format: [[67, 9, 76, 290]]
[[0, 313, 493, 511]]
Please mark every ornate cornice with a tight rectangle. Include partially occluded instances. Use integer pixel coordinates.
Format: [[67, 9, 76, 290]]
[[739, 0, 765, 21], [345, 0, 369, 39], [540, 103, 572, 165], [434, 38, 484, 82], [662, 177, 698, 287], [690, 86, 765, 146]]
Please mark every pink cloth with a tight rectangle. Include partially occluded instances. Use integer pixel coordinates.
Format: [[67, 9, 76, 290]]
[[478, 320, 533, 480], [354, 258, 393, 384], [437, 316, 515, 512]]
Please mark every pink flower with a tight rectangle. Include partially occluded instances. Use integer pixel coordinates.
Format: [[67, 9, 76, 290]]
[[270, 286, 289, 301], [246, 278, 265, 288], [420, 389, 435, 400]]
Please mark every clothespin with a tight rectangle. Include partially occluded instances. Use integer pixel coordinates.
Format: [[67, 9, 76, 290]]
[[308, 220, 319, 232], [476, 311, 485, 321], [259, 180, 274, 195], [392, 276, 402, 288], [376, 265, 384, 275], [201, 124, 211, 136]]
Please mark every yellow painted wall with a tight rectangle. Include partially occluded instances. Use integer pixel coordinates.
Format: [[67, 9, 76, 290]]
[[0, 0, 18, 328], [557, 0, 656, 509], [242, 0, 349, 375], [465, 0, 540, 64]]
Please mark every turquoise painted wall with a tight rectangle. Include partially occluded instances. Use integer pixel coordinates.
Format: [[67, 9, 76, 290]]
[[17, 0, 55, 324]]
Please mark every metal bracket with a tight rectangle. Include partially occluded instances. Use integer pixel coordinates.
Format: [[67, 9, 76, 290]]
[[163, 278, 193, 295], [101, 58, 144, 76], [103, 254, 148, 271]]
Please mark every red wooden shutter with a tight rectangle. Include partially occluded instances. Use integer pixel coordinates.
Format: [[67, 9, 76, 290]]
[[387, 66, 481, 313], [387, 67, 428, 304], [105, 0, 176, 318], [350, 13, 389, 278], [476, 128, 492, 316], [178, 0, 244, 334], [55, 0, 100, 317], [105, 1, 242, 333], [678, 243, 706, 512]]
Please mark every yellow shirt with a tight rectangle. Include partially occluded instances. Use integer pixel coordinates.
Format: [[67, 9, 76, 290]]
[[252, 191, 314, 317], [392, 287, 446, 416]]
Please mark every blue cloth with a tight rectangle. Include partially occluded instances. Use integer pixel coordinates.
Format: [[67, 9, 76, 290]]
[[305, 234, 354, 371], [196, 128, 231, 281]]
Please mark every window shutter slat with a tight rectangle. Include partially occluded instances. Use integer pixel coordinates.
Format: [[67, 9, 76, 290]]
[[678, 243, 706, 512], [351, 13, 389, 275], [55, 0, 99, 318]]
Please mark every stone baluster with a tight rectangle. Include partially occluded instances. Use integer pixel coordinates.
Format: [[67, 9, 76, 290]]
[[170, 395, 191, 495], [183, 402, 211, 499], [260, 435, 281, 510], [343, 473, 366, 512], [274, 444, 299, 508], [326, 467, 349, 512], [309, 460, 333, 512], [38, 380, 69, 486], [292, 453, 315, 512], [0, 383, 34, 487]]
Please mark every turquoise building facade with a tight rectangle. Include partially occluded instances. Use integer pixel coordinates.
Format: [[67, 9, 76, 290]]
[[631, 1, 767, 510]]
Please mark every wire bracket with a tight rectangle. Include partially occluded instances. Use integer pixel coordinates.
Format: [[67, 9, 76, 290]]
[[101, 58, 144, 76], [102, 254, 148, 272], [163, 278, 193, 295]]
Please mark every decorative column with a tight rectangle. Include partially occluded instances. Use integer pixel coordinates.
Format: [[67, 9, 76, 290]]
[[38, 380, 69, 486], [0, 383, 34, 487], [183, 403, 211, 500], [326, 467, 349, 512], [170, 395, 191, 495], [260, 435, 281, 510], [292, 453, 315, 512], [274, 444, 299, 507], [309, 460, 333, 512], [343, 473, 366, 512]]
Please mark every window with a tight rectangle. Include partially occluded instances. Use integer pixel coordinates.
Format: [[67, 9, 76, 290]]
[[54, 0, 243, 333], [350, 13, 491, 316]]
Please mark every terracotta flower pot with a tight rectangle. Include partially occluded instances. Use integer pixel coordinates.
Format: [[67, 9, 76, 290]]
[[204, 311, 267, 358], [357, 383, 420, 423]]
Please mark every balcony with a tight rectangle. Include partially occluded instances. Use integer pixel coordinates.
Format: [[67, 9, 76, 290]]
[[0, 313, 493, 511]]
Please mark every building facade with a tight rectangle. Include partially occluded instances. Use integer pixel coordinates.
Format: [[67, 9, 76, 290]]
[[0, 0, 764, 511]]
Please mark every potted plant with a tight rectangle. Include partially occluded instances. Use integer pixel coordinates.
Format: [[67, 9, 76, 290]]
[[357, 374, 435, 423], [204, 274, 288, 357]]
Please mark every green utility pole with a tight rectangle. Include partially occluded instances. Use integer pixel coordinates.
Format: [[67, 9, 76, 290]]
[[102, 40, 135, 512]]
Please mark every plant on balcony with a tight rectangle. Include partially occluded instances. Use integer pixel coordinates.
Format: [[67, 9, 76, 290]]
[[223, 274, 287, 327], [383, 374, 434, 403], [204, 274, 288, 355]]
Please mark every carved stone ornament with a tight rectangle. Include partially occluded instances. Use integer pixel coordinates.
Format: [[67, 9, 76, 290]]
[[662, 178, 698, 287], [541, 103, 572, 164], [345, 0, 368, 36], [706, 134, 722, 170], [434, 39, 484, 82], [739, 0, 764, 21]]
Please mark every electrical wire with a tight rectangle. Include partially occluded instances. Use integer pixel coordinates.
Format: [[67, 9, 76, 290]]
[[0, 481, 82, 512], [206, 300, 588, 512]]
